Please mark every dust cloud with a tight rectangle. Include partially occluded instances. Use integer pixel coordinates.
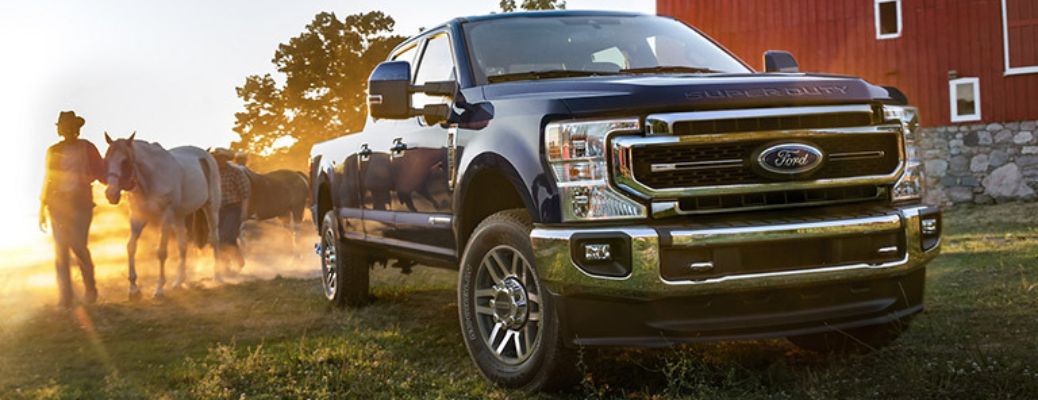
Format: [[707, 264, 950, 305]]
[[0, 187, 321, 326]]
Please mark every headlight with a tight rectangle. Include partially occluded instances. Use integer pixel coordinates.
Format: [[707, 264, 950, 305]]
[[885, 105, 924, 202], [545, 118, 647, 221]]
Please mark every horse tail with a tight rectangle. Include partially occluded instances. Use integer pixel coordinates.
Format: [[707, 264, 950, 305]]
[[293, 171, 310, 221], [187, 158, 216, 249], [186, 211, 208, 249]]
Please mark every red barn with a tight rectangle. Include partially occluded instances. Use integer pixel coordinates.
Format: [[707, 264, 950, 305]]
[[659, 0, 1038, 204], [658, 0, 1038, 127]]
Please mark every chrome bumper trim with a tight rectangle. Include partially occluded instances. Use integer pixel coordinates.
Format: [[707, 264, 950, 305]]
[[530, 205, 939, 298], [668, 214, 901, 247]]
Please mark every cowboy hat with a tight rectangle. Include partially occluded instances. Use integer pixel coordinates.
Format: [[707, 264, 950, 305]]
[[56, 111, 85, 129]]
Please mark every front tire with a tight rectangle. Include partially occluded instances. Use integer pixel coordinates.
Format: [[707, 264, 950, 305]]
[[458, 209, 577, 391], [320, 211, 369, 308]]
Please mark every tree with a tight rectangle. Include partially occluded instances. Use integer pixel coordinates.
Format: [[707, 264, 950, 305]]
[[232, 11, 405, 170], [499, 0, 566, 12]]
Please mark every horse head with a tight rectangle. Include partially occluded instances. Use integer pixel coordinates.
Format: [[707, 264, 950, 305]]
[[103, 131, 137, 205]]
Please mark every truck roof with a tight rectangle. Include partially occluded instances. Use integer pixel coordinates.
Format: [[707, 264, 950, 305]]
[[458, 9, 647, 24]]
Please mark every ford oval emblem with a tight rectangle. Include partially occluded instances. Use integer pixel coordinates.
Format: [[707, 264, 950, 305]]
[[757, 143, 824, 175]]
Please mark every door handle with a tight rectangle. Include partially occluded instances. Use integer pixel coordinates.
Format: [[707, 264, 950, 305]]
[[359, 143, 372, 160], [390, 138, 407, 158]]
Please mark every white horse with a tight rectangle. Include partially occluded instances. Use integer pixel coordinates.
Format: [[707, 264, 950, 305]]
[[103, 132, 222, 299]]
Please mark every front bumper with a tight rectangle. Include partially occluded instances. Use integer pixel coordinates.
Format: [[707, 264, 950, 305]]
[[530, 205, 941, 346]]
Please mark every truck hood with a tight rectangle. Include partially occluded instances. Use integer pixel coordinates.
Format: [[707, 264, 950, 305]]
[[480, 73, 896, 117]]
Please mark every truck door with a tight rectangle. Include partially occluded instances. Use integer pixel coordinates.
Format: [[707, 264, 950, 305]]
[[358, 42, 420, 243], [385, 31, 458, 256]]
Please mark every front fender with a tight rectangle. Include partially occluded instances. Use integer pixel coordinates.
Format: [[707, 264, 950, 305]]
[[454, 120, 564, 226]]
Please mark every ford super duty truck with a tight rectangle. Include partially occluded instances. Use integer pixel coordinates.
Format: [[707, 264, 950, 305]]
[[309, 10, 942, 391]]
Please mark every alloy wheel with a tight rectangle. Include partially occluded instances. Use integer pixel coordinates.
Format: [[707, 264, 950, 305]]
[[473, 245, 543, 365]]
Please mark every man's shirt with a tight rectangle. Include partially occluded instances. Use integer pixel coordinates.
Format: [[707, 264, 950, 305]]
[[42, 139, 105, 208], [219, 162, 251, 206]]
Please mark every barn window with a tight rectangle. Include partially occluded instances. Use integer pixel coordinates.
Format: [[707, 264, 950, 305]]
[[949, 78, 981, 123], [1001, 0, 1038, 75], [875, 0, 902, 40]]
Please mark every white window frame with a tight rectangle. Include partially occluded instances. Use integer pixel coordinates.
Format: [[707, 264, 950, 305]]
[[1001, 0, 1038, 76], [949, 77, 982, 123], [874, 0, 902, 40]]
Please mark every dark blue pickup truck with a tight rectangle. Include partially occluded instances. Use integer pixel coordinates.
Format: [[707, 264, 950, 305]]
[[309, 10, 942, 391]]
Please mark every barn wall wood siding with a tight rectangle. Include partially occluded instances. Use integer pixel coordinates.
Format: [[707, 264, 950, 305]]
[[658, 0, 1038, 128]]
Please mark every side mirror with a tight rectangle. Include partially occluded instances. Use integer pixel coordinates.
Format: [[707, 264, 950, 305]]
[[368, 61, 412, 119], [763, 50, 799, 73]]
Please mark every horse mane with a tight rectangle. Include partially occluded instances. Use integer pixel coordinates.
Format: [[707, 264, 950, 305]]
[[125, 140, 177, 195]]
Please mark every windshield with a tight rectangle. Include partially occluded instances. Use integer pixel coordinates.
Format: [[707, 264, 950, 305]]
[[463, 14, 752, 84]]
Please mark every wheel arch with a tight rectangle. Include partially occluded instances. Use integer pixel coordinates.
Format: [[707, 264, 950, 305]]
[[454, 153, 537, 257]]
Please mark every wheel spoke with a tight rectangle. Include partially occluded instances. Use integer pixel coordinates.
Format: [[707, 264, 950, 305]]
[[496, 330, 514, 354], [510, 252, 519, 276], [488, 322, 503, 346], [527, 292, 540, 305], [490, 251, 511, 279], [524, 324, 534, 353], [474, 288, 496, 298], [475, 305, 495, 316], [527, 311, 541, 322], [513, 329, 524, 358], [483, 259, 503, 285]]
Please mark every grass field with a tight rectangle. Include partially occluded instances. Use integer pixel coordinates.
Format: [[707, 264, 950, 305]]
[[1, 203, 1037, 399]]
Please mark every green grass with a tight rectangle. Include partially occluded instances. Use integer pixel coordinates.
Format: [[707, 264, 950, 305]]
[[2, 203, 1037, 399]]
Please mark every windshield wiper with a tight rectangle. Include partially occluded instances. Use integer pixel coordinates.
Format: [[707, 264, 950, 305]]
[[619, 66, 721, 74], [487, 69, 618, 83]]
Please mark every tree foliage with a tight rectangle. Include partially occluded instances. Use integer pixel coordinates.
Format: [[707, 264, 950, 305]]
[[233, 11, 404, 170], [499, 0, 566, 12]]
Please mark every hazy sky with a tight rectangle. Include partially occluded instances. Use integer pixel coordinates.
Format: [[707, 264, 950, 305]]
[[0, 0, 655, 250]]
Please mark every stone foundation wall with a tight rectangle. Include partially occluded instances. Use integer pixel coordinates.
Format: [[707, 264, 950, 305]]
[[920, 120, 1038, 205]]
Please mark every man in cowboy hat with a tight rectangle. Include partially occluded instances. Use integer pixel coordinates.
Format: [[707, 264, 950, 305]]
[[211, 147, 250, 274], [39, 111, 106, 307]]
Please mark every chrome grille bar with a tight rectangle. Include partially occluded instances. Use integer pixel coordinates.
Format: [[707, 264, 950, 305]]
[[645, 104, 875, 135]]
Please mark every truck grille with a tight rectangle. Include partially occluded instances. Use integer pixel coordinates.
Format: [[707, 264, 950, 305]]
[[610, 105, 905, 216], [631, 133, 900, 189]]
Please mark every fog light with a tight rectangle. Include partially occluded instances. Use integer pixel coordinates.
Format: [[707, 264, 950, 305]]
[[919, 208, 942, 251], [583, 243, 612, 261], [921, 218, 938, 235], [571, 233, 632, 278]]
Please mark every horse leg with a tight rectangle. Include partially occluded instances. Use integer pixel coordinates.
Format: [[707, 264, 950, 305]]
[[291, 211, 299, 259], [154, 217, 171, 298], [127, 219, 146, 301], [172, 222, 188, 289], [280, 212, 299, 259], [209, 204, 223, 284]]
